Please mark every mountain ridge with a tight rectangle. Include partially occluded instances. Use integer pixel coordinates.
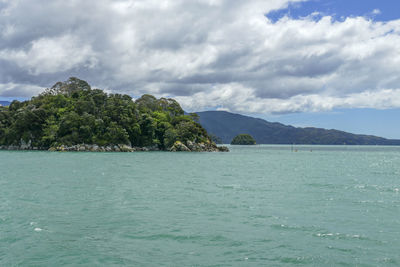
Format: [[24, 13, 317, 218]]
[[197, 111, 400, 145]]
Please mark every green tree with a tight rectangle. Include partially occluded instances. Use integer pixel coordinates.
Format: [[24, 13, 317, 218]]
[[104, 122, 130, 145], [231, 134, 256, 145]]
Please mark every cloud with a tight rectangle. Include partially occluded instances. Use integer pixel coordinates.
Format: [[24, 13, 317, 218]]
[[0, 0, 400, 114], [0, 34, 97, 74], [372, 9, 381, 15], [176, 85, 400, 114], [0, 82, 44, 97]]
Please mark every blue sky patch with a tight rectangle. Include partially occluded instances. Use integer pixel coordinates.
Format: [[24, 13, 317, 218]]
[[268, 0, 400, 22]]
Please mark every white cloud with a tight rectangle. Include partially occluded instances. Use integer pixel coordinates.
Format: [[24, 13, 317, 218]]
[[0, 0, 400, 114], [176, 85, 400, 114], [372, 9, 381, 15], [0, 82, 44, 97], [0, 35, 97, 74]]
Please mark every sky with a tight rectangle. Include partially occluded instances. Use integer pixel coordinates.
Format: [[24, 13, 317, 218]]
[[0, 0, 400, 138]]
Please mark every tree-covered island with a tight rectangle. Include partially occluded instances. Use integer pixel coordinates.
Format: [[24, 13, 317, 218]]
[[0, 78, 228, 152], [231, 134, 256, 145]]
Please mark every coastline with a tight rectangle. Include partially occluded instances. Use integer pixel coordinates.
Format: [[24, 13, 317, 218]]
[[0, 141, 229, 152]]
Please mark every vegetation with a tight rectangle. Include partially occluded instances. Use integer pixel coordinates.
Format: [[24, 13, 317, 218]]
[[231, 134, 256, 145], [209, 133, 223, 144], [0, 77, 225, 151]]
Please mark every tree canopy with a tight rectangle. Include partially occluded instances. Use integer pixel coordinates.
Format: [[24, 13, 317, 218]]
[[231, 134, 256, 145]]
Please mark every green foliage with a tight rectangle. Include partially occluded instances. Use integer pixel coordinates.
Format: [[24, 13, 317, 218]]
[[231, 134, 256, 145], [209, 133, 223, 144], [189, 113, 200, 122], [0, 77, 214, 149], [104, 122, 130, 145], [41, 77, 91, 96], [135, 95, 184, 117]]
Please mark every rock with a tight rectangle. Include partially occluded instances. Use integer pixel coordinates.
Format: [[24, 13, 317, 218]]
[[1, 140, 229, 153], [170, 141, 191, 152], [217, 146, 229, 152], [119, 144, 134, 152], [145, 145, 159, 151], [20, 139, 31, 150], [188, 141, 202, 152], [186, 140, 194, 150]]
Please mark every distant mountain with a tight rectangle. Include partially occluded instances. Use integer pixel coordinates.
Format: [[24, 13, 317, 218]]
[[197, 111, 400, 145], [0, 101, 10, 106]]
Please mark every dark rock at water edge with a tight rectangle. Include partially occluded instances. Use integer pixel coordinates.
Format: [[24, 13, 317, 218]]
[[48, 144, 138, 152], [0, 141, 229, 152], [169, 140, 229, 152]]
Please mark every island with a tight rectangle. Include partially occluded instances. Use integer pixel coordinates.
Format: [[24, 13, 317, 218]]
[[0, 77, 229, 152], [231, 134, 256, 145]]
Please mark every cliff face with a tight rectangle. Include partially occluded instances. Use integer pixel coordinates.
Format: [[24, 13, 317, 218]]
[[0, 78, 228, 152]]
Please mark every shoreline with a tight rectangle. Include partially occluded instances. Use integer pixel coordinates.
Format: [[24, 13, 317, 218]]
[[0, 142, 229, 152]]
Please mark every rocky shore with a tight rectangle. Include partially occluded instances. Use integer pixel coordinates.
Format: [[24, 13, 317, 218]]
[[169, 140, 229, 152], [0, 141, 229, 152]]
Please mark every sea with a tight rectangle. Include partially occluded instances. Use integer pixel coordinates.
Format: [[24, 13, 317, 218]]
[[1, 145, 400, 266]]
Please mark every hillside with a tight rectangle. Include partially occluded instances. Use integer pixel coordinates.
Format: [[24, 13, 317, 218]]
[[197, 111, 400, 145]]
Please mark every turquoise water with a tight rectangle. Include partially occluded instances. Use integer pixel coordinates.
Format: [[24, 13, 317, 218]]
[[1, 145, 400, 266]]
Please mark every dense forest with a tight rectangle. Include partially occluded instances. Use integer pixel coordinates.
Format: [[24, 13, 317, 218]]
[[0, 78, 227, 152]]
